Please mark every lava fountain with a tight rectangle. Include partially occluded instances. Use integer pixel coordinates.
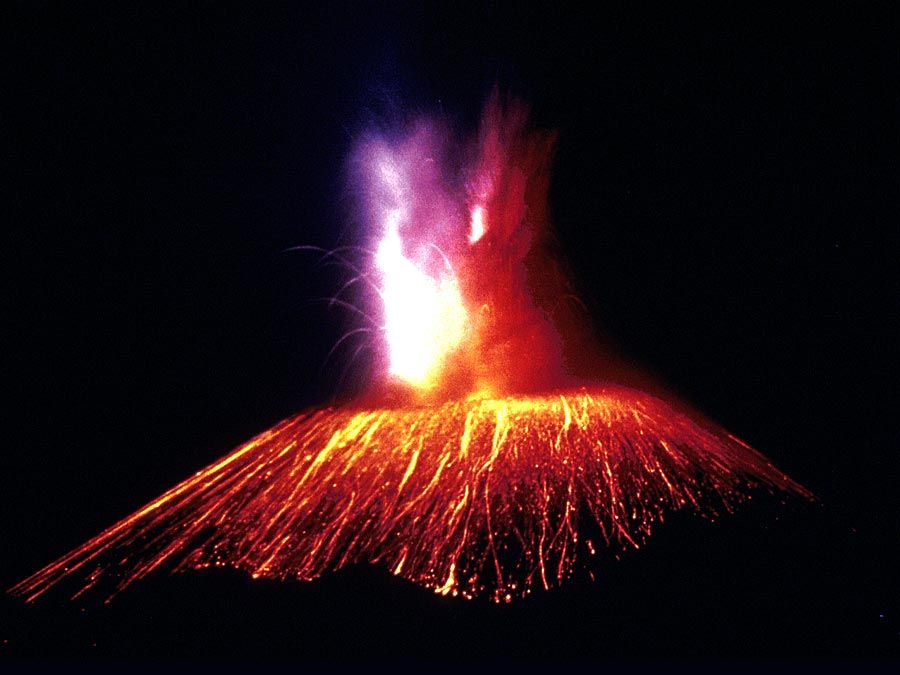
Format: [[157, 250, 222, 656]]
[[10, 93, 811, 604]]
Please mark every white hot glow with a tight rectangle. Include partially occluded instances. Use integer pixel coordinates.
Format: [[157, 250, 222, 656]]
[[469, 205, 486, 244], [376, 209, 467, 388]]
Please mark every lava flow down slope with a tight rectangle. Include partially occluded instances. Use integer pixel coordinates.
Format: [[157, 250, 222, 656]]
[[10, 93, 812, 604]]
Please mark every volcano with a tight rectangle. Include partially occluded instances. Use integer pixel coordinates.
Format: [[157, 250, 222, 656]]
[[10, 92, 811, 604]]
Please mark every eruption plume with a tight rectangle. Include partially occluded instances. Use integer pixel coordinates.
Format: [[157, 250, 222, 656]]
[[10, 92, 811, 604]]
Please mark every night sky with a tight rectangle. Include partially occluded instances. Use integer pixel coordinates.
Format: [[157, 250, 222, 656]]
[[4, 2, 899, 666]]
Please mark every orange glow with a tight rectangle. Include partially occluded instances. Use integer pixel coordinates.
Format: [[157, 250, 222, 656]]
[[10, 387, 811, 604]]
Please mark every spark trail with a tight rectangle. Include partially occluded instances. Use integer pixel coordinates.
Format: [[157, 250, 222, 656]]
[[11, 92, 812, 603]]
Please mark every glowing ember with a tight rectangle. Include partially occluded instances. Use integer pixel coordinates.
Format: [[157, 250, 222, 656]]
[[9, 387, 810, 603], [10, 91, 812, 604]]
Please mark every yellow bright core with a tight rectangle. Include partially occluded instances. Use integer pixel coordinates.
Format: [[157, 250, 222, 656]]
[[375, 209, 468, 389]]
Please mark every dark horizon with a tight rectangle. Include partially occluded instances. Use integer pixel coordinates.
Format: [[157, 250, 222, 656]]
[[4, 2, 898, 665]]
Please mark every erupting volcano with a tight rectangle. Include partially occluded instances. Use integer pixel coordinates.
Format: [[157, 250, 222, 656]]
[[10, 92, 811, 604]]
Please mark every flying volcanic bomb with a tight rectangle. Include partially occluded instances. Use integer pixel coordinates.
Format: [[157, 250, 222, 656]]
[[10, 93, 812, 604]]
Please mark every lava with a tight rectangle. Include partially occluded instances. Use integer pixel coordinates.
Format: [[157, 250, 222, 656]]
[[10, 91, 812, 603], [10, 388, 809, 603]]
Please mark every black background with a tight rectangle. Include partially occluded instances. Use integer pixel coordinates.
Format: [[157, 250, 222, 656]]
[[3, 1, 898, 667]]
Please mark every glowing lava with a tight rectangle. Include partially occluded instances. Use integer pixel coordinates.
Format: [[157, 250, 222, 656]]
[[10, 387, 810, 603], [10, 91, 812, 604]]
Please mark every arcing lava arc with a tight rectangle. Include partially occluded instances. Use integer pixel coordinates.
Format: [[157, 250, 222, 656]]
[[10, 92, 812, 604]]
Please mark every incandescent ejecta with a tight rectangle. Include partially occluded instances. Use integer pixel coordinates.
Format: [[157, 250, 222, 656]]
[[10, 92, 812, 604]]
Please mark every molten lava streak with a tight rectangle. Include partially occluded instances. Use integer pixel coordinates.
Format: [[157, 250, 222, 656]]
[[10, 388, 808, 603], [11, 93, 812, 604]]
